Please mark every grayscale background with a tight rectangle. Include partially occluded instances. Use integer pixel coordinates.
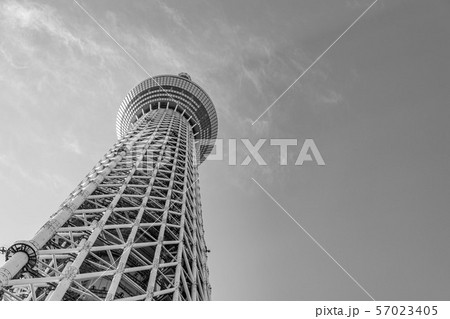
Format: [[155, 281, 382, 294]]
[[0, 0, 449, 300]]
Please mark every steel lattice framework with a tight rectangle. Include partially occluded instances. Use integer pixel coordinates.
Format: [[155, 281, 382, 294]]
[[0, 73, 218, 301]]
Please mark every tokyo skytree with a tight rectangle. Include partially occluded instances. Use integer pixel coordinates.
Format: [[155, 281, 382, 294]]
[[0, 73, 218, 301]]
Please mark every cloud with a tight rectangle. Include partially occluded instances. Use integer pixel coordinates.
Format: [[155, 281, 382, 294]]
[[316, 89, 343, 106], [142, 35, 186, 70], [0, 153, 42, 186], [0, 0, 125, 67], [41, 171, 71, 191], [156, 0, 190, 33], [0, 152, 70, 191], [0, 44, 27, 69], [62, 132, 82, 155], [1, 1, 84, 51], [4, 2, 67, 35]]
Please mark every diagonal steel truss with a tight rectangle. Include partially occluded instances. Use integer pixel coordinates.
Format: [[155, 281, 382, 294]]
[[0, 107, 211, 301]]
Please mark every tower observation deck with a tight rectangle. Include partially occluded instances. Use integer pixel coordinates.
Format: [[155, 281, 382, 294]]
[[0, 73, 218, 301]]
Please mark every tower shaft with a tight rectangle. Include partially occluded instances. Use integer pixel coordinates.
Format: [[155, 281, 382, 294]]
[[0, 107, 211, 301]]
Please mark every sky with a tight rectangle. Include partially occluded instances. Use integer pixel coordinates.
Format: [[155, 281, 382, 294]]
[[0, 0, 449, 300]]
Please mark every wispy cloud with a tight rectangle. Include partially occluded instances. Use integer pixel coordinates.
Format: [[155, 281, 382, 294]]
[[156, 0, 191, 33], [142, 35, 186, 70], [0, 152, 71, 191], [1, 0, 118, 59], [62, 132, 82, 155], [1, 1, 77, 45], [0, 154, 36, 184], [0, 0, 128, 85], [0, 44, 27, 69], [42, 171, 71, 190], [316, 89, 343, 106]]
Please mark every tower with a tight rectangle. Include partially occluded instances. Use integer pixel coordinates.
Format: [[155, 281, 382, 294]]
[[0, 74, 218, 301]]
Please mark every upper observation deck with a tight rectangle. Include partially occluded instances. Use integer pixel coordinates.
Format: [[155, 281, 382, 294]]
[[116, 73, 218, 164]]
